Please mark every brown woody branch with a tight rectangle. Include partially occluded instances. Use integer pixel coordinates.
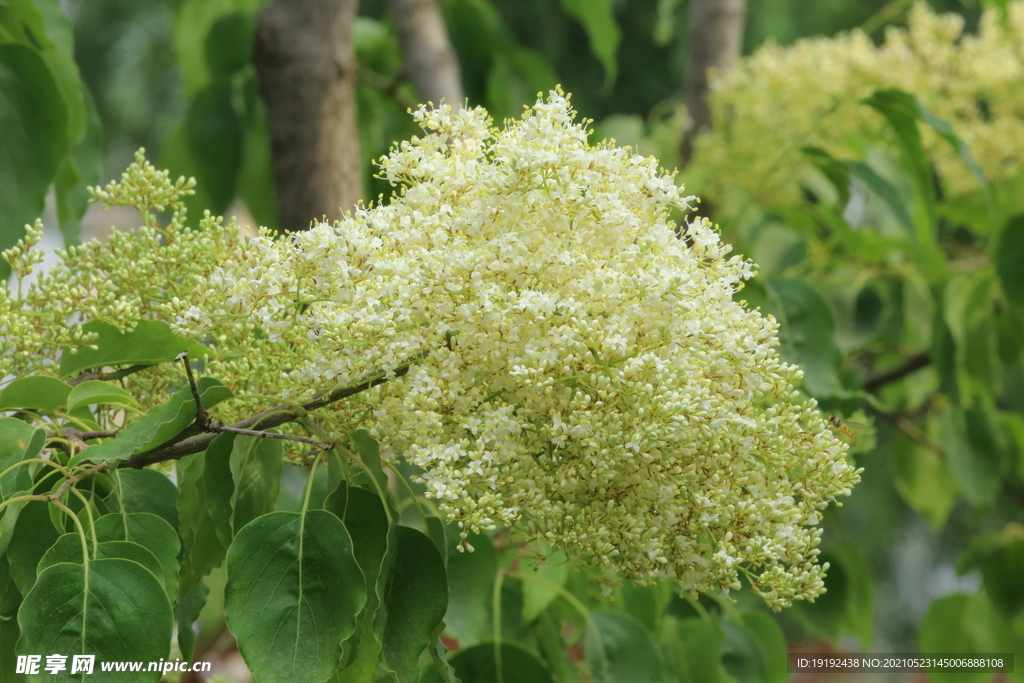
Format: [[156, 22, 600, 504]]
[[863, 351, 930, 393], [115, 351, 428, 469]]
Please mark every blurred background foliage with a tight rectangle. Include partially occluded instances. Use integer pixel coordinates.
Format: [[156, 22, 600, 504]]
[[2, 0, 1024, 680]]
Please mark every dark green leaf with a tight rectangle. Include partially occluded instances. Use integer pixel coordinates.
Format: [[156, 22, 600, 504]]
[[520, 550, 570, 623], [175, 578, 210, 661], [444, 530, 497, 646], [54, 84, 102, 245], [230, 434, 283, 533], [69, 377, 231, 467], [666, 617, 729, 683], [383, 525, 449, 682], [890, 431, 958, 529], [225, 510, 366, 683], [445, 643, 554, 683], [204, 432, 236, 547], [93, 512, 181, 606], [765, 277, 844, 397], [559, 0, 619, 90], [940, 407, 1003, 508], [0, 376, 72, 412], [918, 593, 1009, 683], [109, 468, 180, 531], [60, 319, 208, 378], [0, 43, 67, 281], [585, 611, 662, 683], [996, 215, 1024, 313], [0, 418, 44, 557], [185, 77, 243, 213], [176, 449, 228, 593], [37, 536, 166, 596], [6, 501, 60, 595], [17, 558, 173, 683], [740, 611, 788, 683], [205, 13, 254, 76]]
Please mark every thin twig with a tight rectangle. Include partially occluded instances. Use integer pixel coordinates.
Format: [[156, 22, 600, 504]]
[[177, 352, 209, 424], [51, 462, 109, 499], [217, 425, 332, 449], [60, 428, 121, 454], [118, 351, 428, 469], [863, 352, 930, 393], [68, 364, 153, 386]]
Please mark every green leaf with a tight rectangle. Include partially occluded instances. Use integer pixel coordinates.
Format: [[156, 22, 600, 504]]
[[224, 510, 366, 683], [801, 146, 851, 209], [559, 0, 619, 91], [69, 377, 232, 467], [765, 277, 844, 397], [585, 611, 662, 683], [54, 84, 102, 245], [939, 407, 1003, 508], [444, 530, 497, 646], [205, 13, 254, 76], [230, 434, 283, 534], [6, 501, 60, 595], [0, 375, 72, 412], [66, 380, 140, 414], [17, 558, 173, 683], [739, 611, 788, 683], [792, 543, 874, 646], [890, 431, 958, 529], [237, 94, 279, 231], [918, 593, 1010, 683], [996, 215, 1024, 313], [350, 429, 389, 496], [204, 432, 236, 548], [844, 160, 917, 246], [37, 536, 166, 597], [521, 550, 570, 623], [0, 418, 44, 557], [325, 483, 393, 679], [445, 643, 555, 683], [0, 43, 67, 281], [383, 525, 449, 682], [176, 448, 229, 593], [185, 76, 243, 213], [93, 512, 181, 607], [59, 319, 209, 378], [174, 578, 210, 661], [666, 617, 729, 683], [109, 468, 180, 531], [944, 271, 998, 401]]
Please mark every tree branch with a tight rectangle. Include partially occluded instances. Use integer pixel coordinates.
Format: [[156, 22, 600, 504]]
[[385, 0, 464, 108], [863, 352, 930, 393], [117, 351, 428, 469]]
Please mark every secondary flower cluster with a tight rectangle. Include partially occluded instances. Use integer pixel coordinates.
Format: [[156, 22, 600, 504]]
[[688, 1, 1024, 210], [172, 91, 860, 608]]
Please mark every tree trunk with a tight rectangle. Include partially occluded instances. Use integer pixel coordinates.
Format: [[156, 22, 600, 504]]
[[386, 0, 464, 108], [681, 0, 747, 162], [253, 0, 362, 232]]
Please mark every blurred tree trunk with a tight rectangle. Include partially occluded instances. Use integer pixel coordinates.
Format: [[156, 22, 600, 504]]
[[386, 0, 463, 108], [681, 0, 747, 162], [253, 0, 361, 232]]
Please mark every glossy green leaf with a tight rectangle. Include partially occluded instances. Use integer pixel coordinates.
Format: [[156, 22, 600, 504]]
[[17, 558, 173, 683], [586, 610, 662, 683], [109, 468, 180, 531], [0, 43, 67, 281], [919, 593, 1010, 683], [444, 642, 555, 683], [66, 380, 140, 413], [60, 319, 209, 378], [996, 215, 1024, 313], [225, 510, 366, 683], [69, 377, 232, 467], [204, 432, 236, 548], [765, 277, 844, 397], [185, 77, 243, 213], [0, 375, 72, 412], [559, 0, 619, 90], [325, 483, 393, 679], [383, 525, 449, 682], [230, 434, 283, 534], [93, 512, 181, 606]]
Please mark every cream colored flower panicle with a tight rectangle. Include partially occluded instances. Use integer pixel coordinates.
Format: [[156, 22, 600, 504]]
[[175, 90, 859, 609], [689, 1, 1024, 210]]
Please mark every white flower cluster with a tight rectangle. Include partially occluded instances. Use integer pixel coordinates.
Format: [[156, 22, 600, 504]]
[[174, 91, 859, 608], [688, 1, 1024, 210]]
